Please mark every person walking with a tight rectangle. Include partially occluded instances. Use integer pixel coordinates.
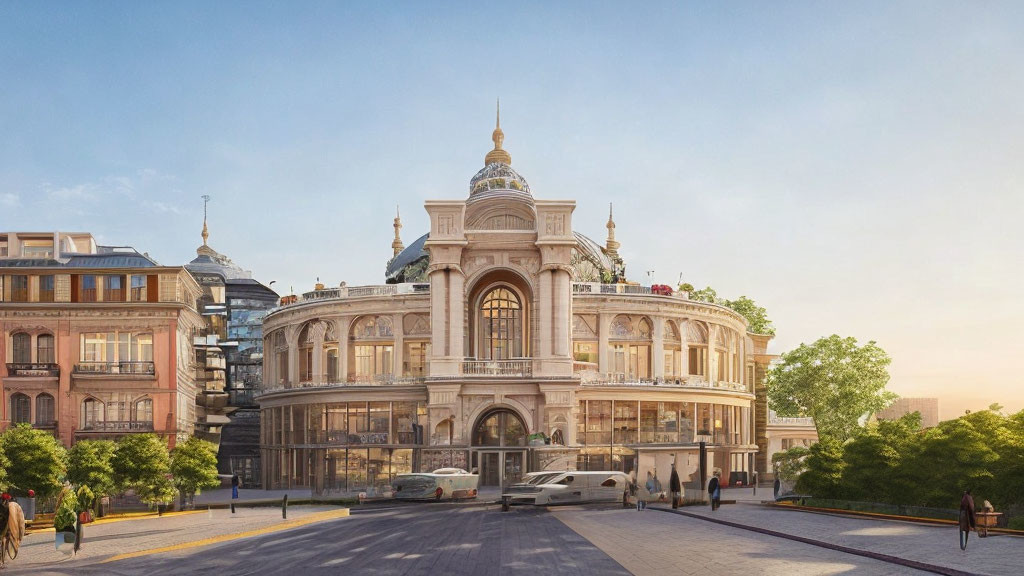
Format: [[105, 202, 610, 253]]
[[629, 471, 641, 512], [959, 489, 976, 548], [669, 464, 682, 509], [708, 472, 721, 511], [643, 471, 656, 511], [231, 472, 240, 501]]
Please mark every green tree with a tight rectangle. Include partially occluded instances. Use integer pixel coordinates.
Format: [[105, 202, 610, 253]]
[[112, 434, 176, 506], [67, 440, 116, 499], [795, 436, 845, 498], [898, 416, 998, 508], [170, 437, 220, 506], [0, 440, 9, 491], [721, 296, 775, 336], [839, 412, 921, 503], [678, 285, 775, 335], [0, 423, 66, 498], [766, 335, 895, 442], [771, 445, 810, 484], [990, 409, 1024, 509]]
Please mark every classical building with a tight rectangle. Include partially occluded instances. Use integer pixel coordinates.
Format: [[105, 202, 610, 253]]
[[764, 410, 818, 480], [0, 232, 203, 446], [875, 397, 939, 428], [258, 115, 774, 494], [186, 204, 278, 486]]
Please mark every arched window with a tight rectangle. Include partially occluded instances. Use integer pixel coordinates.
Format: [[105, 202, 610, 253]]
[[350, 316, 394, 379], [472, 409, 527, 447], [37, 334, 55, 364], [35, 393, 55, 425], [686, 321, 708, 377], [10, 393, 30, 423], [478, 287, 522, 360], [134, 397, 153, 425], [12, 332, 31, 363], [82, 398, 104, 429], [608, 315, 652, 380]]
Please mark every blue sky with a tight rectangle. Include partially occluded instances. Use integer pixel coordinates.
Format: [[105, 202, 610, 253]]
[[2, 2, 1022, 418]]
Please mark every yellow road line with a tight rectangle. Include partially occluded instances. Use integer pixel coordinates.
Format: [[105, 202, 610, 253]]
[[101, 508, 350, 563]]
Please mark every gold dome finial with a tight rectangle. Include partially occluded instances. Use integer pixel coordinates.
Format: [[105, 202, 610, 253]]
[[606, 203, 620, 260], [485, 98, 512, 166], [392, 205, 404, 257], [201, 195, 211, 246]]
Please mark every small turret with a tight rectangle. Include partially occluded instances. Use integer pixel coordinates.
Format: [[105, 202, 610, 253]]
[[392, 205, 404, 257], [605, 203, 620, 261]]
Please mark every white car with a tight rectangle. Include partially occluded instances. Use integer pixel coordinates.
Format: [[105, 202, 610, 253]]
[[393, 468, 480, 500], [501, 471, 630, 509]]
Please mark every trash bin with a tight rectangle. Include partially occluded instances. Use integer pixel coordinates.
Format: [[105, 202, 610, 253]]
[[15, 496, 36, 521]]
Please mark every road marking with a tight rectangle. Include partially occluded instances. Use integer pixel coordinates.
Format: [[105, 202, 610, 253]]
[[101, 508, 350, 563]]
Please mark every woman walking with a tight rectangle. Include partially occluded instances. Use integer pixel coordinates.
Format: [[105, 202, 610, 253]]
[[708, 472, 721, 511], [669, 464, 682, 509]]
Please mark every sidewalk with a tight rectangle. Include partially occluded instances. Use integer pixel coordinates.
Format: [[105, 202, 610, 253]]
[[193, 487, 317, 506], [660, 501, 1024, 575], [7, 505, 345, 574]]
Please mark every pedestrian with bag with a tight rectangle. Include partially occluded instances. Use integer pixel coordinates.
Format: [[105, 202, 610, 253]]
[[231, 472, 240, 501], [708, 471, 721, 511]]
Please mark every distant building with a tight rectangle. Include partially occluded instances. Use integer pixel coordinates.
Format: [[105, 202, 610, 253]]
[[0, 231, 202, 447], [764, 410, 818, 480], [186, 208, 277, 487], [876, 397, 939, 428]]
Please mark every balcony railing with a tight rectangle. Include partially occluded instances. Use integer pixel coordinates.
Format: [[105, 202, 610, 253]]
[[271, 283, 430, 312], [6, 362, 60, 377], [80, 420, 154, 432], [578, 372, 749, 392], [768, 413, 816, 426], [461, 359, 533, 377], [264, 375, 426, 392], [74, 361, 155, 375]]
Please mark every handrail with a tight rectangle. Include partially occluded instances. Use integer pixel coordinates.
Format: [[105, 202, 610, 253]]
[[74, 361, 155, 375], [271, 283, 430, 312], [461, 359, 532, 377], [6, 362, 60, 376], [578, 372, 749, 392], [263, 375, 426, 392]]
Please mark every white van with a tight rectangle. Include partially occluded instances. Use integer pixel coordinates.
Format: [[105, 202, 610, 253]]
[[501, 470, 630, 509]]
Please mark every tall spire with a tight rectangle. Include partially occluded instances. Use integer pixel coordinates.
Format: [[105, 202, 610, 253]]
[[201, 195, 211, 246], [605, 203, 620, 261], [391, 205, 404, 257], [484, 98, 512, 166]]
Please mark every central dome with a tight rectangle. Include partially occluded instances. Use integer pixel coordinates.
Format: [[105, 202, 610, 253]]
[[469, 162, 531, 197]]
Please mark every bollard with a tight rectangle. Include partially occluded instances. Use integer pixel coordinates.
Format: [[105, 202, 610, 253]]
[[208, 506, 213, 519], [231, 502, 235, 514], [282, 494, 288, 519]]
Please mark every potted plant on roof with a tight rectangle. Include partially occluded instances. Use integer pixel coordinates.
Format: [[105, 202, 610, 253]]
[[53, 486, 78, 554]]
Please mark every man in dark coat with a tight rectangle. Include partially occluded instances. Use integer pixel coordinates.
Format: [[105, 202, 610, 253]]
[[959, 489, 976, 532], [231, 472, 240, 500], [708, 472, 721, 511], [669, 464, 682, 509]]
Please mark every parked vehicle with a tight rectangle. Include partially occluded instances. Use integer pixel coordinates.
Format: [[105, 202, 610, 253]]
[[501, 471, 630, 509], [392, 468, 479, 500]]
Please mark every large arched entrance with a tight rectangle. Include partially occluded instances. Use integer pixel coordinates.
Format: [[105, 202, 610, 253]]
[[471, 408, 528, 487]]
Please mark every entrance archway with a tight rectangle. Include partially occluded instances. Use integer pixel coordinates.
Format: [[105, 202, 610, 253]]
[[472, 408, 528, 487]]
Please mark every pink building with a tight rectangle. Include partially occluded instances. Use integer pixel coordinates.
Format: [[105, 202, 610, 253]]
[[0, 232, 203, 447]]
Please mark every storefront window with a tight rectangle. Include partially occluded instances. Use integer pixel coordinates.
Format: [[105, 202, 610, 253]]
[[586, 400, 612, 445], [327, 403, 347, 443], [392, 402, 416, 444], [613, 401, 638, 444]]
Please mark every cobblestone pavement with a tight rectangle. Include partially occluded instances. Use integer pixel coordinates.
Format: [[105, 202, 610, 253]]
[[75, 504, 627, 576], [6, 505, 337, 574], [672, 502, 1023, 576], [551, 505, 930, 575]]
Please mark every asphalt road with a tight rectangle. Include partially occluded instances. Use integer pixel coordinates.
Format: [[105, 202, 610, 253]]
[[76, 504, 631, 576]]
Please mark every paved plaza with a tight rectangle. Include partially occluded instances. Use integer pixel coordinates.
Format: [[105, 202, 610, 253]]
[[5, 500, 1022, 575]]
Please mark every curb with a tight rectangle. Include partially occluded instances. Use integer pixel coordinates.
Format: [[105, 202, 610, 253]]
[[770, 503, 1024, 537], [652, 506, 981, 576]]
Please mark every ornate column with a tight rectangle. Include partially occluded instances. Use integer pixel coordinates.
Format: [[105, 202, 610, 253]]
[[286, 326, 299, 387], [680, 319, 690, 377], [538, 270, 553, 358], [598, 312, 611, 374], [552, 270, 571, 358], [707, 324, 718, 383], [311, 330, 324, 384], [448, 271, 464, 360], [652, 317, 665, 379], [336, 317, 351, 382], [430, 270, 448, 359], [393, 313, 404, 376]]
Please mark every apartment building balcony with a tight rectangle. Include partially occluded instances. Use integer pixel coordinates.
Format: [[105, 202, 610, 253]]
[[78, 420, 154, 432], [5, 362, 60, 378], [74, 361, 156, 376], [270, 282, 430, 313], [460, 359, 533, 378], [578, 372, 751, 394], [262, 375, 426, 394]]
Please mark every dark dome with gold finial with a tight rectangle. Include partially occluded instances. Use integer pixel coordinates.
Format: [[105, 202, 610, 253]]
[[469, 100, 531, 198]]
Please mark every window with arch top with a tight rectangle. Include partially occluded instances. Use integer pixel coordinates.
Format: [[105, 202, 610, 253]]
[[479, 287, 522, 360]]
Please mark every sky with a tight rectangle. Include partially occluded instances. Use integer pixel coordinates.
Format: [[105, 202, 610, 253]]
[[1, 2, 1021, 420]]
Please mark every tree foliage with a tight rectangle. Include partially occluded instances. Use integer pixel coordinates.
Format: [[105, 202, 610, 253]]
[[111, 434, 176, 506], [170, 437, 221, 503], [67, 440, 117, 498], [790, 407, 1024, 517], [678, 285, 775, 335], [0, 423, 66, 498], [771, 445, 810, 483], [767, 335, 895, 442]]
